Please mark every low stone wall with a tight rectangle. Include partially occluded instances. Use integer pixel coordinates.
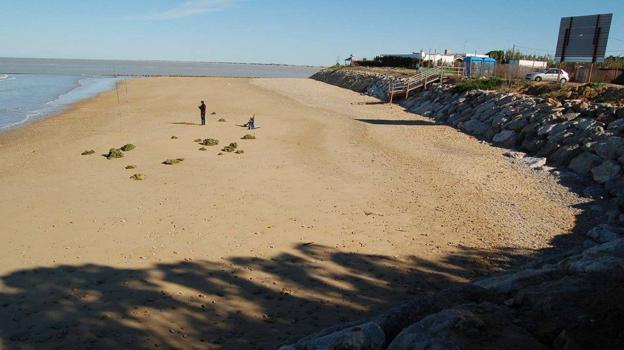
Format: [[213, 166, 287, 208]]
[[311, 69, 415, 101]]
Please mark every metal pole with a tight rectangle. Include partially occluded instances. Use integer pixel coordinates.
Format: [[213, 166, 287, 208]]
[[587, 15, 602, 84]]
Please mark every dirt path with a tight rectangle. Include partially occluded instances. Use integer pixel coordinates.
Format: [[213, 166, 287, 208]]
[[0, 77, 586, 349]]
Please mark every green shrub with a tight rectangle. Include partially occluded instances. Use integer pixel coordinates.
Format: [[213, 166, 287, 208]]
[[105, 148, 124, 159], [453, 77, 505, 93]]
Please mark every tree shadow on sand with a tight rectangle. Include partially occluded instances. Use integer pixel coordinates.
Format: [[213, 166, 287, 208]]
[[0, 202, 596, 350]]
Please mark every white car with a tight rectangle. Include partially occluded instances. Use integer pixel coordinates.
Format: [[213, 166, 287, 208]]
[[525, 68, 569, 83]]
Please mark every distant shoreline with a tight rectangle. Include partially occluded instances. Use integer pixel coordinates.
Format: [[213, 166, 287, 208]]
[[0, 56, 322, 69]]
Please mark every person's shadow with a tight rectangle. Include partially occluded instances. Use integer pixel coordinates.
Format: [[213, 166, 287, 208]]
[[171, 121, 202, 126]]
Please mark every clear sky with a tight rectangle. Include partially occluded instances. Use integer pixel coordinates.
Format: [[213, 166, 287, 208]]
[[1, 0, 622, 66]]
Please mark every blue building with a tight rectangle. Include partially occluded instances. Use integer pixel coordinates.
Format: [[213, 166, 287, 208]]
[[464, 56, 497, 77]]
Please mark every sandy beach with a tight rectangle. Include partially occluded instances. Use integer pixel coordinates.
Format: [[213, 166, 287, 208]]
[[0, 77, 587, 349]]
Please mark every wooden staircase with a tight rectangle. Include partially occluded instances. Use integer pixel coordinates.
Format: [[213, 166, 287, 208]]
[[388, 67, 464, 103]]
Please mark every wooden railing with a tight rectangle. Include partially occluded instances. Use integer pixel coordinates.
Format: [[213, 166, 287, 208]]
[[388, 66, 464, 103]]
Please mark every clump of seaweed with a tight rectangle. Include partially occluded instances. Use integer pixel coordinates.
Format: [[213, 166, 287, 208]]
[[198, 147, 207, 151], [221, 142, 238, 152], [193, 138, 202, 143], [241, 134, 256, 140], [105, 148, 124, 159], [162, 158, 184, 165], [211, 112, 217, 115], [81, 150, 95, 155], [120, 144, 135, 152], [235, 150, 245, 154], [200, 138, 219, 146], [217, 152, 224, 156], [125, 165, 136, 169], [130, 173, 146, 181], [218, 118, 226, 122], [171, 136, 178, 139]]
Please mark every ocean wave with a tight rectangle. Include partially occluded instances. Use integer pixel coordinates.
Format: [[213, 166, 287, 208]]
[[0, 111, 40, 130], [0, 74, 15, 81]]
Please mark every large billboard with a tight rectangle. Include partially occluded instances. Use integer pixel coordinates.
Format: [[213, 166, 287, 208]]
[[554, 13, 613, 63]]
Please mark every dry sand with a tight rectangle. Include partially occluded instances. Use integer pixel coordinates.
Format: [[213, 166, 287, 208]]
[[0, 77, 588, 349]]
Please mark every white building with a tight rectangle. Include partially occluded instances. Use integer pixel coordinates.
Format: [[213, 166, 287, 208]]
[[509, 59, 548, 70], [413, 51, 455, 66]]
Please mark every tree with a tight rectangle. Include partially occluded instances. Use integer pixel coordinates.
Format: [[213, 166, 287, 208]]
[[487, 50, 505, 63]]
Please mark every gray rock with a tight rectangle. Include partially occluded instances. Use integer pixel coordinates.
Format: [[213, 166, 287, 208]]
[[386, 303, 547, 350], [521, 137, 545, 153], [569, 151, 603, 176], [536, 142, 559, 158], [575, 118, 597, 132], [607, 118, 624, 132], [473, 267, 558, 293], [280, 322, 385, 350], [583, 185, 607, 199], [589, 136, 624, 160], [504, 116, 529, 131], [492, 130, 517, 147], [503, 151, 526, 159], [519, 157, 547, 169], [566, 255, 624, 274], [586, 224, 623, 243], [537, 124, 555, 136], [548, 144, 581, 166], [592, 160, 622, 183], [461, 119, 490, 136]]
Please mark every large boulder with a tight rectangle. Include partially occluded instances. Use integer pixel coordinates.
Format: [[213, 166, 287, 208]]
[[521, 137, 546, 153], [589, 137, 624, 160], [460, 119, 490, 136], [386, 303, 547, 350], [586, 224, 624, 243], [504, 116, 529, 131], [592, 160, 622, 183], [569, 151, 603, 176], [279, 322, 385, 350], [492, 130, 517, 148], [548, 144, 581, 166]]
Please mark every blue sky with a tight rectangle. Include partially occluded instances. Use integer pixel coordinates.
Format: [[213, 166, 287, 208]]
[[0, 0, 622, 66]]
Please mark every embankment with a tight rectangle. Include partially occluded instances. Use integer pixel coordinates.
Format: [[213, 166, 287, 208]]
[[278, 69, 624, 349], [312, 68, 624, 225]]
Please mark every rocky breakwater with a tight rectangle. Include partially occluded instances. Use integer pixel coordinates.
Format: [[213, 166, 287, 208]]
[[403, 85, 624, 224], [311, 68, 413, 101]]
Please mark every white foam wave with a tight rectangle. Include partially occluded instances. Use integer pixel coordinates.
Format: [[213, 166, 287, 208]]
[[0, 74, 15, 81], [0, 111, 41, 130]]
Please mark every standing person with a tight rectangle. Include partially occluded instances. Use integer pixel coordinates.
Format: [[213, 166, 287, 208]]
[[198, 100, 206, 125], [247, 114, 255, 130]]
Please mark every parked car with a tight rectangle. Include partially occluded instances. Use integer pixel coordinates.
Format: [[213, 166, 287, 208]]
[[525, 68, 569, 83]]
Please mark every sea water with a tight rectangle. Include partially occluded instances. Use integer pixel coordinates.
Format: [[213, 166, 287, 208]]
[[0, 74, 122, 131], [0, 57, 320, 131]]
